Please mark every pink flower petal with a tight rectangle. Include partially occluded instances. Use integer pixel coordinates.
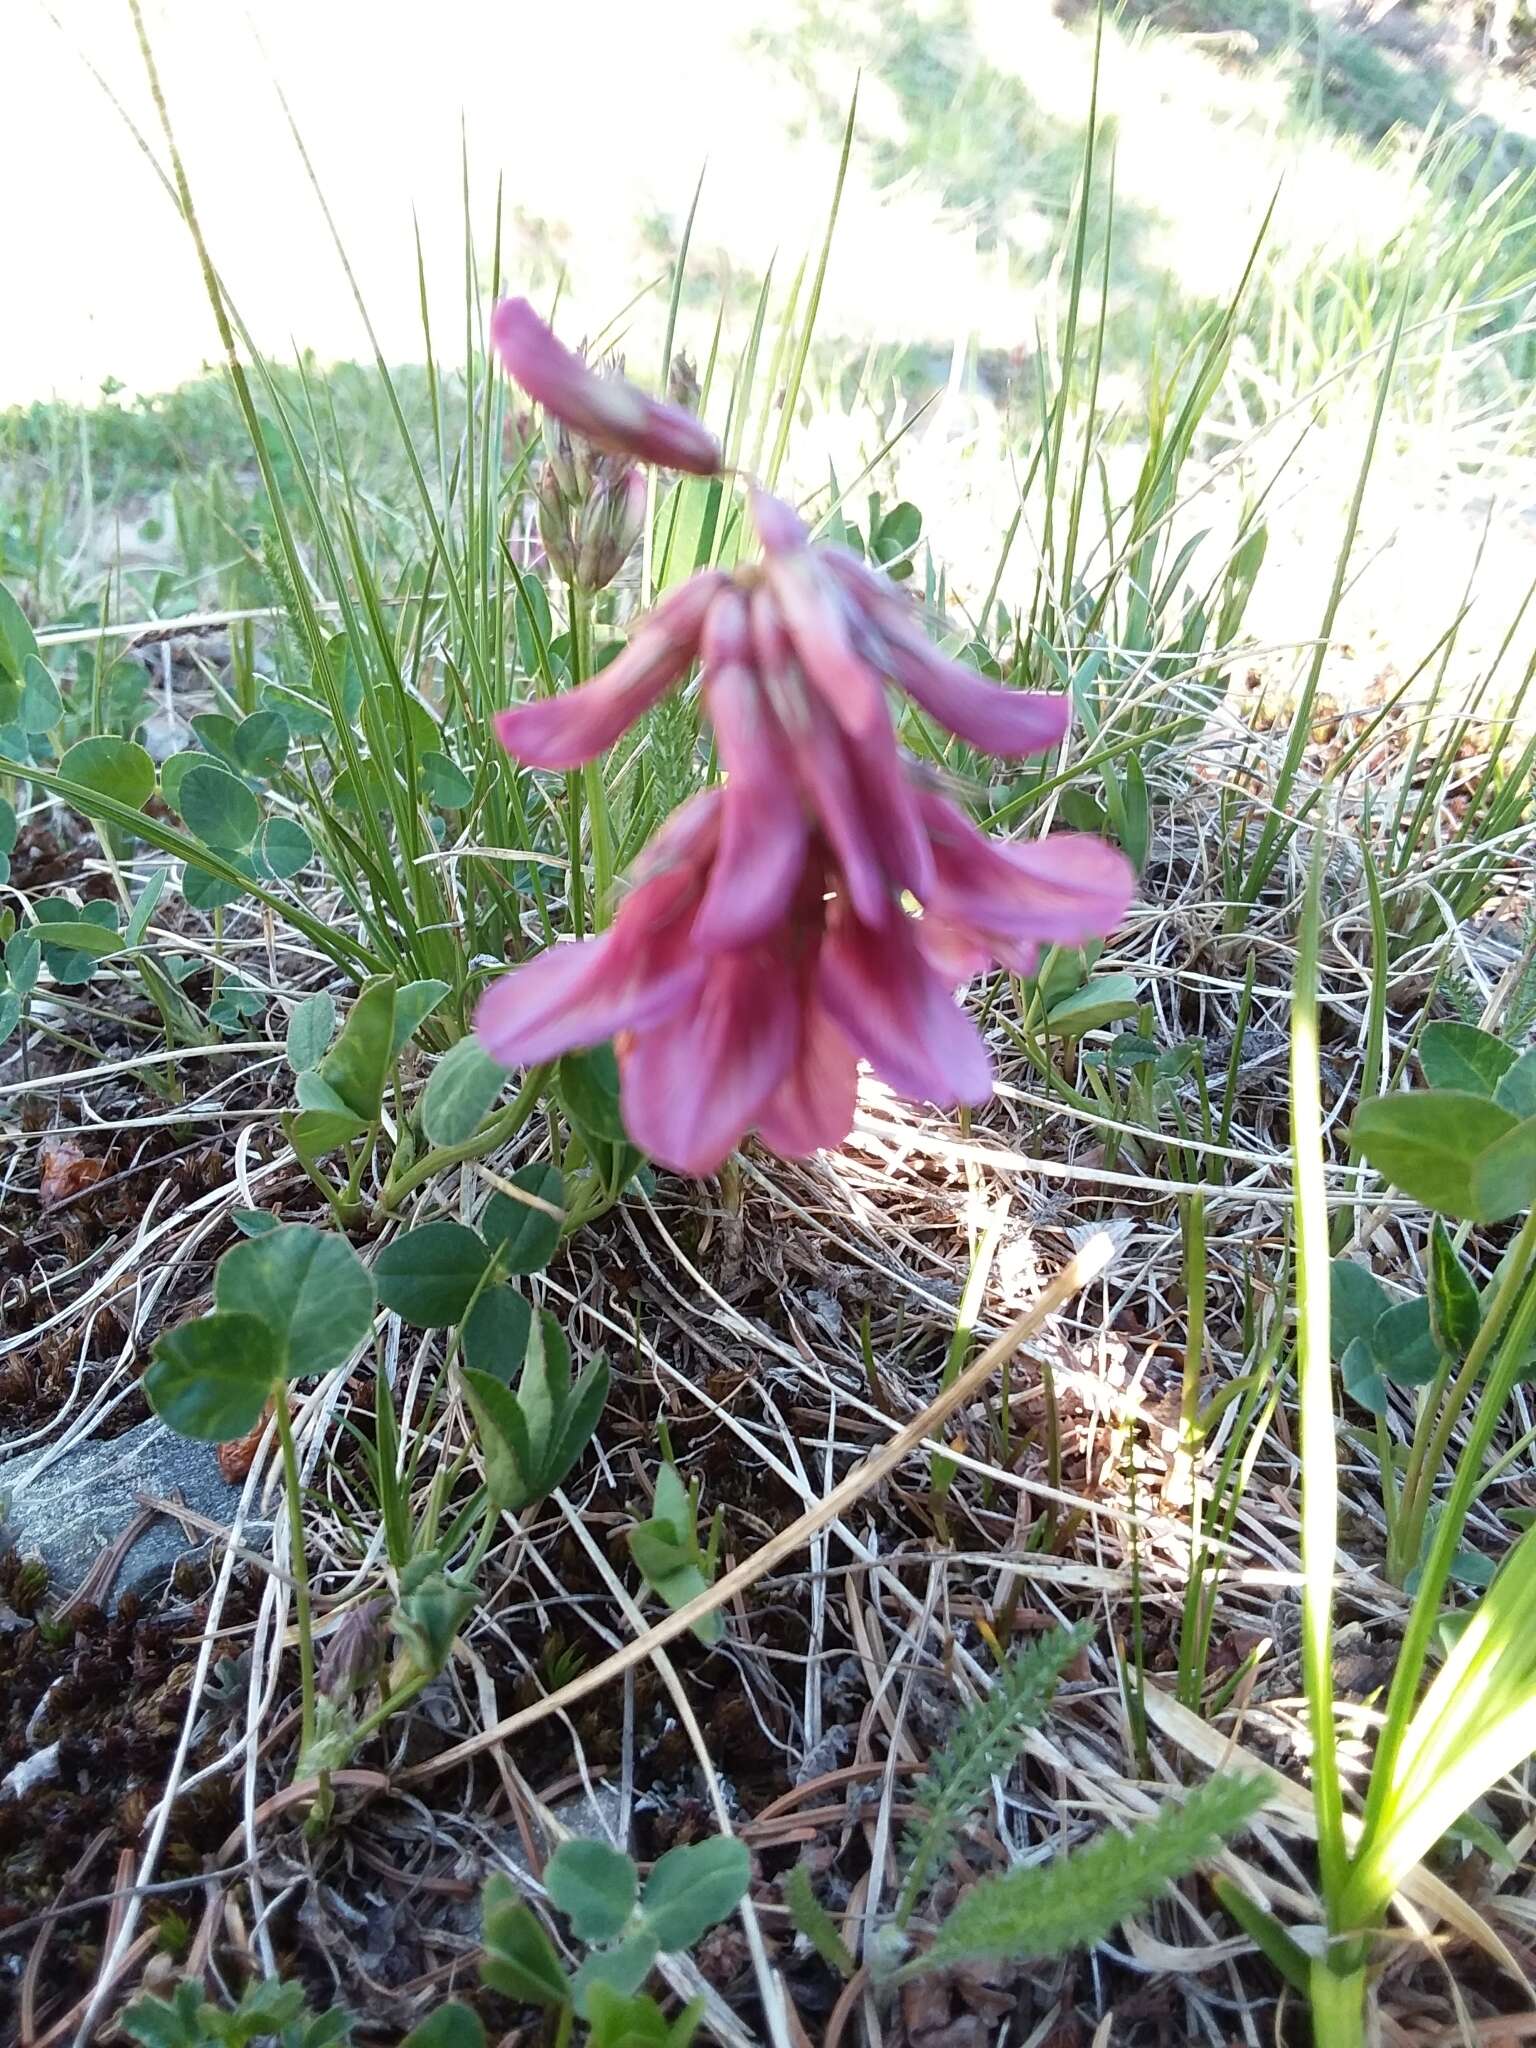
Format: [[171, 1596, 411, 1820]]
[[749, 585, 891, 928], [879, 622, 1071, 757], [494, 571, 726, 769], [920, 793, 1136, 945], [619, 948, 798, 1176], [844, 708, 936, 904], [694, 590, 809, 949], [491, 298, 721, 476], [475, 926, 701, 1067], [754, 997, 859, 1159], [818, 909, 994, 1108], [751, 490, 887, 738]]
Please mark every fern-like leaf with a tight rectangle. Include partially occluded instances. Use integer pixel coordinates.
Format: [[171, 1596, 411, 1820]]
[[902, 1772, 1266, 1977], [896, 1624, 1088, 1926]]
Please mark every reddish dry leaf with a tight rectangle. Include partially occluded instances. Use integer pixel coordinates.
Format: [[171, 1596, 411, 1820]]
[[217, 1401, 275, 1482], [39, 1138, 106, 1210]]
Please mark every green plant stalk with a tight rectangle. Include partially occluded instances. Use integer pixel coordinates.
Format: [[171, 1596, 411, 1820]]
[[1291, 832, 1353, 1953], [378, 1063, 550, 1211], [273, 1390, 319, 1771], [1391, 1205, 1536, 1584]]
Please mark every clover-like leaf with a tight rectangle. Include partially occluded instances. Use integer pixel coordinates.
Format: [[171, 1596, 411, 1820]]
[[59, 736, 156, 813], [480, 1874, 570, 2010], [1419, 1022, 1515, 1097], [640, 1837, 750, 1951], [1429, 1218, 1481, 1362], [462, 1285, 533, 1382], [546, 1839, 638, 1943], [1330, 1259, 1389, 1363], [286, 992, 338, 1073], [482, 1163, 564, 1274], [422, 1035, 505, 1147], [146, 1310, 279, 1441], [214, 1223, 375, 1378], [179, 762, 261, 852], [1351, 1091, 1522, 1221], [1371, 1296, 1440, 1386], [1495, 1048, 1536, 1121], [374, 1220, 488, 1328]]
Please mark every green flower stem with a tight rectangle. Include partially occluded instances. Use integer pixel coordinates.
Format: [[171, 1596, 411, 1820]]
[[377, 1064, 551, 1213], [273, 1389, 319, 1763], [1391, 1206, 1536, 1583]]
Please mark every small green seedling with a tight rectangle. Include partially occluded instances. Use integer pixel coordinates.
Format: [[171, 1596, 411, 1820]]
[[627, 1460, 724, 1645], [482, 1833, 750, 2025]]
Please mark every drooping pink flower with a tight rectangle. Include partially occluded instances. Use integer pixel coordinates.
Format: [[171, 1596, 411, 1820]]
[[492, 298, 722, 477], [477, 466, 1136, 1176]]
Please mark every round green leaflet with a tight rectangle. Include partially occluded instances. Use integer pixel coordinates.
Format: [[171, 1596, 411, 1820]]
[[214, 1223, 375, 1379], [146, 1311, 281, 1441]]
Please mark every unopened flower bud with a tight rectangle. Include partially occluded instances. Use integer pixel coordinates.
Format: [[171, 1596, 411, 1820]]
[[576, 465, 647, 590], [534, 461, 578, 585], [318, 1594, 388, 1702], [669, 352, 701, 414]]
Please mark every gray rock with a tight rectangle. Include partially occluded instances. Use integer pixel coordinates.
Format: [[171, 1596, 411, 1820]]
[[0, 1417, 249, 1609]]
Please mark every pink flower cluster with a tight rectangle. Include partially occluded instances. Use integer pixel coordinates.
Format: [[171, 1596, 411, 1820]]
[[476, 302, 1135, 1176]]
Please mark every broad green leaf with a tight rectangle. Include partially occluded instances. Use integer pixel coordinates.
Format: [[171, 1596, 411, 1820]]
[[1351, 1092, 1520, 1221], [0, 582, 38, 680], [58, 736, 155, 813], [232, 1209, 281, 1237], [1418, 1022, 1515, 1097], [641, 1837, 751, 1951], [179, 762, 261, 852], [422, 750, 473, 809], [462, 1365, 538, 1508], [1470, 1115, 1536, 1223], [545, 1839, 638, 1942], [146, 1311, 279, 1441], [542, 1355, 611, 1501], [158, 753, 202, 813], [190, 712, 242, 767], [374, 1220, 488, 1327], [1329, 1258, 1389, 1361], [584, 1985, 692, 2048], [254, 816, 314, 880], [0, 797, 14, 857], [1341, 1334, 1387, 1414], [400, 2007, 485, 2048], [1045, 974, 1140, 1037], [215, 1223, 375, 1378], [286, 992, 337, 1072], [182, 861, 250, 911], [571, 1930, 660, 2017], [317, 976, 396, 1121], [1372, 1296, 1440, 1386], [284, 1105, 367, 1164], [0, 992, 19, 1042], [480, 1875, 570, 2009], [559, 1044, 629, 1144], [482, 1163, 565, 1274], [232, 709, 290, 778], [19, 656, 63, 731], [462, 1284, 533, 1382], [1495, 1048, 1536, 1121], [390, 978, 451, 1058], [422, 1036, 504, 1147], [1429, 1219, 1481, 1361]]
